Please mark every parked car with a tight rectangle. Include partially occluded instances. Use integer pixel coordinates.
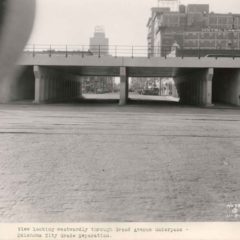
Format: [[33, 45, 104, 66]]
[[141, 88, 159, 96]]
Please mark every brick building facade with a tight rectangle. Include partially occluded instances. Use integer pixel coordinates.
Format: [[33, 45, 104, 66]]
[[147, 4, 240, 57]]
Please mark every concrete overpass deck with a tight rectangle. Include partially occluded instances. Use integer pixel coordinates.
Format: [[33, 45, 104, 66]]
[[4, 53, 240, 107], [19, 53, 240, 69]]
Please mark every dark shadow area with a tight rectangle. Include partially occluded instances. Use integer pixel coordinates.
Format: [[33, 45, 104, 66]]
[[11, 66, 35, 101], [128, 98, 180, 106], [213, 68, 240, 106], [68, 98, 119, 104]]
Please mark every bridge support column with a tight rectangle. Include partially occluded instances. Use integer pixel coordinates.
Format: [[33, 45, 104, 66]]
[[119, 67, 128, 105], [34, 66, 44, 103], [76, 78, 82, 98], [33, 66, 82, 103], [175, 68, 213, 106], [203, 68, 213, 106]]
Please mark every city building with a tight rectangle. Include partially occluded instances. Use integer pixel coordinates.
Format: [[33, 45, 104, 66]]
[[82, 26, 114, 94], [147, 3, 240, 57], [144, 2, 240, 98], [89, 25, 109, 56]]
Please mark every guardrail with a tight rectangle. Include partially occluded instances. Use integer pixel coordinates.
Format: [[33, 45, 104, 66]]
[[24, 44, 167, 58], [23, 44, 240, 59]]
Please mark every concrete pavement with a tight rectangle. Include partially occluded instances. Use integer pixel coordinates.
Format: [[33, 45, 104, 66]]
[[0, 103, 239, 222]]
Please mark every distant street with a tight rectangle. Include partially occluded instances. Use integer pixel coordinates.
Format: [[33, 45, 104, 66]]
[[0, 99, 239, 222], [83, 92, 179, 102]]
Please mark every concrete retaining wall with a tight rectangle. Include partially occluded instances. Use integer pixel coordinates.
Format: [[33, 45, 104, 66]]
[[10, 67, 35, 101], [33, 66, 82, 103], [174, 68, 213, 106]]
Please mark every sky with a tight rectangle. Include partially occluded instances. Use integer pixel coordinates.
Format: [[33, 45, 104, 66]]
[[28, 0, 240, 46]]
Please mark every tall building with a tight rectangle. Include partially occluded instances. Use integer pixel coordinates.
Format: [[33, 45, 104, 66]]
[[89, 26, 109, 55], [82, 26, 113, 94], [147, 3, 240, 57]]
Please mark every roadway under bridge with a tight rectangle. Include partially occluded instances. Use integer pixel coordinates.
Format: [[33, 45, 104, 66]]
[[2, 53, 240, 106]]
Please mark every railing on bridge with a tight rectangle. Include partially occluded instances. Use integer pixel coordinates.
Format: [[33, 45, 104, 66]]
[[23, 44, 240, 59], [24, 44, 167, 58]]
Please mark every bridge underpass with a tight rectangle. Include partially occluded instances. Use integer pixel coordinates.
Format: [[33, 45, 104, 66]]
[[3, 55, 240, 106], [11, 65, 179, 105], [8, 64, 240, 107]]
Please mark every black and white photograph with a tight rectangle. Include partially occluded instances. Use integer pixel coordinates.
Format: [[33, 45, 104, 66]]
[[0, 0, 240, 239]]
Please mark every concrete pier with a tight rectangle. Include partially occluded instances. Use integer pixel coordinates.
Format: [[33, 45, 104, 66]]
[[119, 67, 128, 105]]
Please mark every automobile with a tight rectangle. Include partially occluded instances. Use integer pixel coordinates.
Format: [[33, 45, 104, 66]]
[[141, 88, 159, 96], [96, 89, 108, 94]]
